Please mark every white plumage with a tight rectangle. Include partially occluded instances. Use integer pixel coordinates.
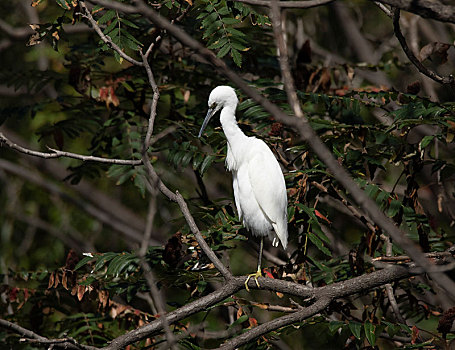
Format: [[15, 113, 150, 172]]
[[198, 86, 288, 280]]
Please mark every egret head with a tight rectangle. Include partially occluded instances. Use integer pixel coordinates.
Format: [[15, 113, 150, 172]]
[[198, 86, 238, 138]]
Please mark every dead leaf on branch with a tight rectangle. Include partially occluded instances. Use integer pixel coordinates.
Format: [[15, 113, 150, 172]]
[[419, 42, 451, 64]]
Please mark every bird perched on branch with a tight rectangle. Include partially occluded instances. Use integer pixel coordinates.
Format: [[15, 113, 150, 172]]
[[198, 86, 288, 290]]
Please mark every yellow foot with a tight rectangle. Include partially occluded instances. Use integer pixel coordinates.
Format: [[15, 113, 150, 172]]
[[245, 268, 262, 292]]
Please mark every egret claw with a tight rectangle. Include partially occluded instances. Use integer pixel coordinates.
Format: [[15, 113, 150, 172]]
[[245, 268, 262, 292]]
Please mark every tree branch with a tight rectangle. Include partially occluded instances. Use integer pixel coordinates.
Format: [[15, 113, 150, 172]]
[[0, 132, 142, 165], [219, 298, 331, 350], [232, 0, 335, 8], [103, 262, 423, 349], [372, 0, 455, 24], [0, 319, 98, 350], [392, 8, 455, 86]]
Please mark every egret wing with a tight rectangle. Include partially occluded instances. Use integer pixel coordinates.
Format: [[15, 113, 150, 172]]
[[247, 141, 288, 248], [232, 170, 243, 220]]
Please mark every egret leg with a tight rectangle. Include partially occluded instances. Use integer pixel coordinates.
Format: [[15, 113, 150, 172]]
[[245, 237, 264, 292]]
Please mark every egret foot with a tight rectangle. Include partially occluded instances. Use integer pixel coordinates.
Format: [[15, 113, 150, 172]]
[[245, 267, 262, 292]]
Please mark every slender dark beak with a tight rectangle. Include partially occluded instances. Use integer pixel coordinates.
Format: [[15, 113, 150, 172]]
[[198, 107, 216, 138]]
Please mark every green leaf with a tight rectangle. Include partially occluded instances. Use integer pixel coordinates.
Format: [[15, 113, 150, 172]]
[[103, 19, 119, 35], [348, 322, 362, 339], [197, 280, 207, 293], [307, 232, 331, 256], [93, 252, 117, 272], [229, 315, 248, 329], [208, 37, 229, 50], [97, 10, 116, 25], [120, 18, 139, 29], [221, 18, 240, 25], [217, 43, 231, 58], [225, 27, 245, 37], [387, 199, 402, 217], [203, 20, 222, 39], [328, 321, 344, 334], [364, 322, 376, 346], [231, 48, 242, 67], [419, 135, 434, 150], [200, 155, 216, 175], [74, 256, 94, 271]]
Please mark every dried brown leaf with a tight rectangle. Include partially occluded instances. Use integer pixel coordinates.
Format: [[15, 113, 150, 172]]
[[419, 42, 451, 64]]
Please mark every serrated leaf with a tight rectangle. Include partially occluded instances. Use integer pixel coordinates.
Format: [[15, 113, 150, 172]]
[[103, 19, 119, 35], [231, 48, 242, 67], [120, 18, 139, 29], [217, 43, 231, 58], [225, 27, 245, 37], [208, 37, 229, 50], [222, 18, 240, 25], [97, 10, 116, 24], [203, 20, 222, 39]]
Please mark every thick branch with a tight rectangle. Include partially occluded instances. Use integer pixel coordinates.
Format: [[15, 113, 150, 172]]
[[233, 0, 335, 8], [103, 263, 417, 349], [373, 0, 455, 24]]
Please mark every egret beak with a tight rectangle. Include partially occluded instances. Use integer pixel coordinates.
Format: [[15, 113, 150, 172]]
[[198, 106, 216, 138]]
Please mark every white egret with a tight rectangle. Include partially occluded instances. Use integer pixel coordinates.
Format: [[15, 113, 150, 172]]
[[198, 86, 288, 290]]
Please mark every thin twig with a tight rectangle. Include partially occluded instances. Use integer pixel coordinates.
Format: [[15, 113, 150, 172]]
[[0, 319, 98, 350], [392, 8, 454, 86], [383, 235, 407, 325], [141, 51, 160, 153], [0, 132, 142, 165]]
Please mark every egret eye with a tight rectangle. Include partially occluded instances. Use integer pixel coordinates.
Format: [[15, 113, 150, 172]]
[[210, 102, 217, 109]]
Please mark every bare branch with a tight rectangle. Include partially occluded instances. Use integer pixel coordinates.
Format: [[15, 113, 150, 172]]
[[392, 8, 455, 85], [141, 50, 160, 153], [0, 132, 142, 165], [383, 235, 407, 325], [372, 0, 455, 24], [0, 319, 98, 350], [232, 0, 335, 8]]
